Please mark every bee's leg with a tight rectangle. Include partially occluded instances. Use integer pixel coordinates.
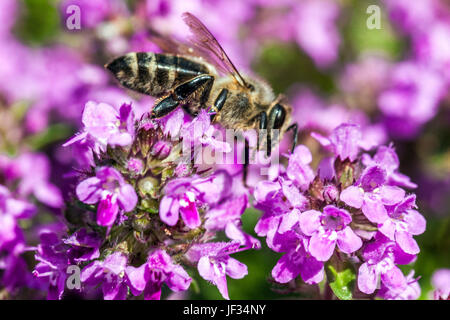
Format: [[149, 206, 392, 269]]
[[151, 75, 214, 118], [285, 123, 298, 154], [266, 131, 272, 158], [151, 95, 179, 118], [243, 137, 250, 187], [241, 111, 267, 187], [210, 88, 228, 122], [256, 111, 268, 150]]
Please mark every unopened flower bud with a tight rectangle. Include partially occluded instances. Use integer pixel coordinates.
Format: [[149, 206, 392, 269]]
[[138, 176, 159, 199], [151, 141, 172, 160], [323, 184, 338, 202], [127, 157, 143, 174]]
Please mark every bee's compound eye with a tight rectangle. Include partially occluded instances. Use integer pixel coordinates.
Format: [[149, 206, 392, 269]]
[[247, 83, 255, 91], [269, 104, 286, 130]]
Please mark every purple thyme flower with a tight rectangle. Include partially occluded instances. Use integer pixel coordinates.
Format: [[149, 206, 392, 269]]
[[362, 144, 417, 189], [60, 0, 128, 28], [378, 270, 421, 300], [158, 107, 185, 138], [151, 141, 172, 160], [384, 0, 436, 33], [0, 185, 35, 251], [1, 185, 36, 292], [159, 178, 202, 229], [126, 250, 191, 300], [299, 205, 362, 261], [291, 89, 387, 150], [81, 252, 129, 300], [252, 146, 313, 243], [323, 184, 339, 202], [127, 157, 144, 174], [378, 195, 426, 255], [1, 153, 63, 208], [378, 61, 445, 139], [63, 228, 102, 263], [1, 253, 34, 293], [33, 232, 71, 300], [286, 145, 315, 191], [186, 241, 248, 300], [159, 171, 231, 229], [293, 0, 340, 68], [340, 166, 405, 224], [204, 194, 261, 249], [431, 268, 450, 300], [357, 233, 416, 295], [76, 166, 138, 228], [253, 177, 308, 250], [0, 0, 17, 38], [271, 231, 324, 284], [64, 101, 135, 154], [0, 212, 22, 253], [414, 20, 450, 80], [180, 109, 231, 153], [339, 54, 391, 97], [312, 124, 364, 162]]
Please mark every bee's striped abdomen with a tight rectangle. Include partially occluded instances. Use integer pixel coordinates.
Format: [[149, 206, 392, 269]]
[[106, 52, 210, 97]]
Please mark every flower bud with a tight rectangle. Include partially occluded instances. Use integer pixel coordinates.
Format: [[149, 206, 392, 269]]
[[151, 141, 172, 160], [323, 184, 338, 202], [138, 176, 159, 199], [127, 157, 143, 174]]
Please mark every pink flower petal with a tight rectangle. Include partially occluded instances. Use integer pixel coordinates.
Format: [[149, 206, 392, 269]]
[[299, 210, 322, 236], [380, 185, 405, 205], [159, 196, 179, 226], [362, 195, 388, 223], [309, 232, 336, 261], [337, 226, 362, 254], [340, 186, 364, 208], [118, 184, 138, 212], [404, 210, 426, 235], [358, 263, 378, 294], [226, 258, 248, 279], [395, 231, 420, 255], [97, 195, 119, 227]]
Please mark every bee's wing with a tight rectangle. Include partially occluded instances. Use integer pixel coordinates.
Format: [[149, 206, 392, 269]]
[[181, 12, 248, 88], [148, 29, 195, 56], [148, 29, 224, 74]]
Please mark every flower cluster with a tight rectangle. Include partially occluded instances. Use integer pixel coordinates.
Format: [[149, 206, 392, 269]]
[[41, 100, 259, 300], [1, 0, 448, 300], [0, 152, 65, 297], [0, 185, 36, 294], [253, 124, 426, 299]]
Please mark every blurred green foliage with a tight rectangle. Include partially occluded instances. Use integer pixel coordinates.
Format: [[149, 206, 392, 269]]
[[15, 0, 60, 45], [342, 0, 406, 60], [254, 42, 335, 95]]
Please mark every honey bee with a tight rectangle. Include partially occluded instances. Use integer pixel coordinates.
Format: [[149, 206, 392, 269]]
[[106, 12, 298, 167]]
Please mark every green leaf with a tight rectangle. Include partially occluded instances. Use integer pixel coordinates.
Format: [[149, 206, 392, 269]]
[[326, 264, 356, 300], [339, 165, 354, 189], [26, 123, 73, 150], [15, 0, 60, 45], [343, 0, 405, 59]]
